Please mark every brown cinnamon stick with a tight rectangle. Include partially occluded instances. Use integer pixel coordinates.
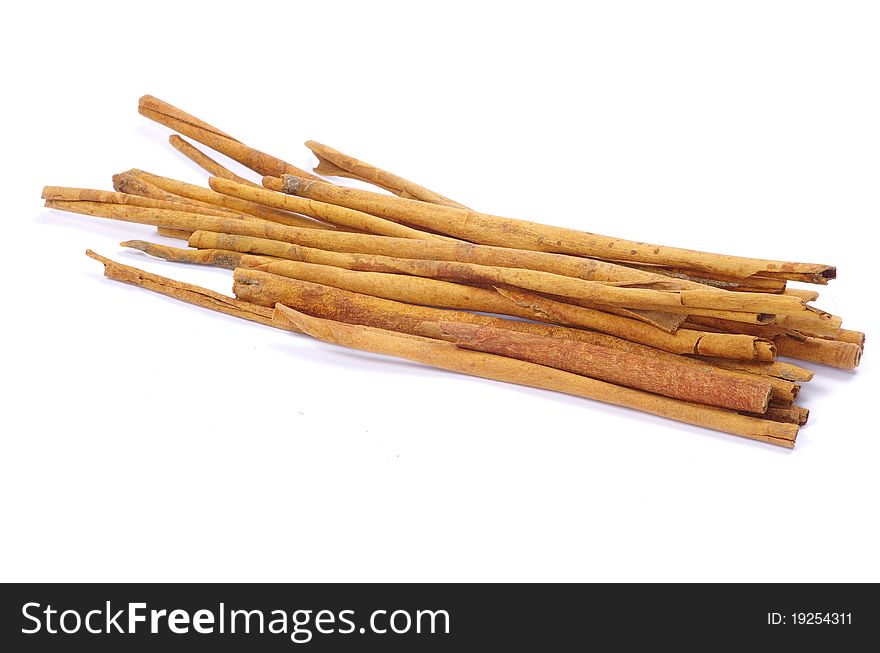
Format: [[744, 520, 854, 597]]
[[305, 140, 469, 208], [773, 335, 862, 369], [763, 405, 810, 426], [112, 171, 242, 216], [234, 256, 545, 321], [138, 95, 321, 180], [169, 135, 261, 187], [438, 321, 771, 412], [127, 170, 331, 230], [121, 240, 246, 269], [693, 357, 814, 383], [273, 174, 835, 284], [271, 305, 798, 447], [208, 177, 452, 240], [496, 287, 776, 361], [42, 187, 238, 220], [84, 250, 292, 330], [184, 223, 806, 315]]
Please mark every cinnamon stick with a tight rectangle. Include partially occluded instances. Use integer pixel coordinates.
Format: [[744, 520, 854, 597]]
[[127, 170, 331, 230], [208, 177, 452, 240], [437, 321, 772, 413], [185, 224, 807, 316], [271, 305, 798, 447], [773, 335, 862, 369], [496, 287, 776, 361], [234, 257, 545, 321], [305, 140, 469, 208], [763, 405, 810, 426], [84, 250, 292, 330], [693, 357, 814, 383], [112, 171, 242, 216], [42, 186, 237, 219], [138, 95, 321, 180], [274, 174, 836, 284], [121, 240, 246, 269], [169, 135, 261, 187]]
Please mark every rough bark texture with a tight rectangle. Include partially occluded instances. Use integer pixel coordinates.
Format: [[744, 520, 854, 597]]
[[277, 174, 835, 284], [138, 95, 321, 180], [305, 140, 469, 208], [437, 321, 772, 413], [272, 306, 798, 447]]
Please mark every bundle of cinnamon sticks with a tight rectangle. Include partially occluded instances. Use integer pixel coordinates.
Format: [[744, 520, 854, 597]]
[[43, 95, 865, 448]]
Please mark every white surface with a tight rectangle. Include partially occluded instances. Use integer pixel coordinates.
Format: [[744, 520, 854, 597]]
[[2, 1, 878, 582]]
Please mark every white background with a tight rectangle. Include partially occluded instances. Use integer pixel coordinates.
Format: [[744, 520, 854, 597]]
[[2, 1, 878, 582]]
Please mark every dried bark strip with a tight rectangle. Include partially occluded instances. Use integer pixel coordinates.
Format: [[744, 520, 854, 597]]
[[113, 171, 242, 216], [138, 95, 321, 180], [169, 135, 261, 187], [693, 357, 814, 383], [209, 177, 451, 240], [128, 170, 330, 230], [774, 335, 862, 369], [437, 321, 772, 412], [234, 257, 545, 321], [42, 186, 238, 219], [762, 406, 810, 426], [121, 240, 246, 269], [84, 250, 293, 331], [497, 287, 775, 361], [305, 140, 468, 208], [275, 174, 835, 284], [271, 306, 798, 447]]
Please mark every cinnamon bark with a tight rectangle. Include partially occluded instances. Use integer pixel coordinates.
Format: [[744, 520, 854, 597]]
[[184, 224, 807, 316], [437, 321, 772, 413], [138, 95, 321, 180], [272, 306, 798, 447], [496, 287, 776, 361], [209, 177, 451, 240], [121, 240, 246, 269], [127, 170, 331, 230], [763, 406, 810, 426], [305, 140, 468, 208], [169, 135, 261, 187], [85, 250, 292, 331], [112, 171, 242, 216], [773, 335, 862, 369], [274, 174, 836, 284]]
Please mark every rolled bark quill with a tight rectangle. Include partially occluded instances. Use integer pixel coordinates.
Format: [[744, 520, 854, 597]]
[[169, 135, 261, 187], [139, 95, 322, 181], [41, 187, 236, 219], [773, 335, 862, 370], [228, 270, 797, 404], [184, 199, 712, 288], [234, 255, 783, 344], [121, 240, 246, 269], [207, 177, 452, 241], [495, 287, 776, 361], [125, 170, 331, 230], [183, 216, 806, 317], [85, 250, 292, 330], [436, 321, 772, 413], [40, 97, 864, 449], [305, 140, 469, 208], [113, 171, 242, 217], [271, 305, 798, 448], [274, 174, 836, 284]]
